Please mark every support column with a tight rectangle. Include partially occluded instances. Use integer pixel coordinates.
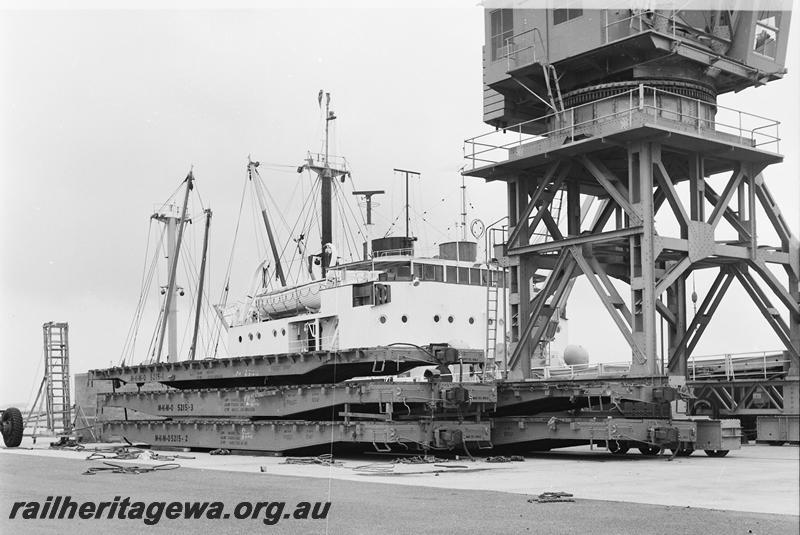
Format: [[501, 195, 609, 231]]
[[666, 278, 688, 378], [689, 153, 705, 222], [508, 179, 524, 350], [789, 267, 800, 377], [629, 142, 658, 375], [567, 179, 581, 236], [515, 177, 534, 377]]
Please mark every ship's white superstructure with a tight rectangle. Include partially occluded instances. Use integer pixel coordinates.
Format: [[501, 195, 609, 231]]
[[227, 252, 503, 358]]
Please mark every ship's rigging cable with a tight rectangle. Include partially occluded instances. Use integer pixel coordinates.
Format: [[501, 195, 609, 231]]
[[217, 177, 249, 306], [276, 172, 319, 285], [382, 212, 405, 239], [332, 184, 361, 262], [250, 164, 300, 274], [376, 177, 462, 243], [344, 173, 369, 230], [338, 193, 361, 262], [127, 229, 163, 365], [119, 221, 166, 366], [254, 161, 298, 169], [286, 171, 321, 281], [411, 182, 428, 251], [411, 205, 450, 246], [178, 246, 216, 360], [178, 254, 196, 360], [212, 176, 250, 357], [331, 185, 351, 260], [145, 307, 164, 365], [339, 173, 371, 250], [310, 196, 322, 264], [248, 188, 268, 266], [179, 242, 218, 360], [258, 168, 301, 235], [119, 219, 155, 366], [340, 192, 361, 261], [151, 179, 189, 219], [279, 176, 321, 286], [179, 250, 200, 358]]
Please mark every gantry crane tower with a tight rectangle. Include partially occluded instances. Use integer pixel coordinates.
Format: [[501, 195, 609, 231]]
[[465, 6, 797, 438]]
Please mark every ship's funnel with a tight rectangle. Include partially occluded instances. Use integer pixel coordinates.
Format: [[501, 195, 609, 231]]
[[371, 237, 415, 257]]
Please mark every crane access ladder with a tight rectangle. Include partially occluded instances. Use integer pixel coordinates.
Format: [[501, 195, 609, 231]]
[[485, 279, 500, 379], [484, 189, 566, 380], [484, 224, 510, 381], [27, 322, 72, 437]]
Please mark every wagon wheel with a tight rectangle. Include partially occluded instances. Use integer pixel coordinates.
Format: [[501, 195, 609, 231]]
[[637, 445, 662, 456], [608, 440, 629, 455], [669, 442, 695, 457]]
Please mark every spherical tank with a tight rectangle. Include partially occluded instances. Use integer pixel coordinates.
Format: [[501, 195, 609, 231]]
[[563, 345, 589, 366]]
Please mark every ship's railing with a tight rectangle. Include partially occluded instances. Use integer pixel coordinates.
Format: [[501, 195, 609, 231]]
[[152, 202, 182, 218], [304, 152, 349, 173], [688, 350, 790, 381], [485, 223, 508, 263], [464, 84, 780, 169], [530, 361, 634, 380], [288, 331, 340, 353], [372, 248, 414, 258]]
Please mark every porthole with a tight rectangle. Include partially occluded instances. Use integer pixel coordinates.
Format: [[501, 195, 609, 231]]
[[401, 315, 408, 323], [238, 336, 243, 343], [272, 329, 277, 337], [433, 315, 440, 323], [379, 315, 387, 324], [448, 315, 454, 323], [256, 332, 262, 340], [281, 328, 286, 336], [248, 333, 254, 341], [468, 317, 475, 325]]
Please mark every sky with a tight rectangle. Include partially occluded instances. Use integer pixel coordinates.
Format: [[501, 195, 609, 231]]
[[1, 2, 798, 408]]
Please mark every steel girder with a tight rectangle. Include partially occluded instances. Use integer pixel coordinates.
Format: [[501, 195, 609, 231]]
[[99, 415, 741, 453], [89, 345, 484, 389], [99, 418, 493, 453], [490, 416, 742, 452], [688, 379, 799, 417], [98, 382, 497, 419]]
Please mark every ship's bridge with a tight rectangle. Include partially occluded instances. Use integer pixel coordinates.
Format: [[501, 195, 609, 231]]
[[334, 254, 503, 288]]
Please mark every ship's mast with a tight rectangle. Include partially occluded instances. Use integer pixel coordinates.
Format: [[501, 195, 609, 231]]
[[460, 174, 467, 241], [353, 190, 385, 258], [393, 168, 419, 239], [189, 208, 212, 361], [321, 92, 334, 273], [297, 91, 349, 278], [154, 171, 193, 363]]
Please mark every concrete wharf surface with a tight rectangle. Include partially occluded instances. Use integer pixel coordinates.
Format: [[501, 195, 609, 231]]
[[2, 439, 798, 534]]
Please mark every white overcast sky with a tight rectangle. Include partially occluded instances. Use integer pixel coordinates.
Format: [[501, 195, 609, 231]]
[[1, 2, 798, 407]]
